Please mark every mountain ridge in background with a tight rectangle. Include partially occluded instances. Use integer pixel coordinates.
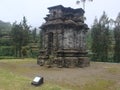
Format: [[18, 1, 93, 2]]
[[0, 20, 11, 31]]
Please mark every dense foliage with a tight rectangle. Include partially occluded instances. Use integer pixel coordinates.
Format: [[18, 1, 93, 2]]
[[113, 13, 120, 63], [11, 17, 30, 57], [91, 12, 111, 62], [0, 17, 40, 58]]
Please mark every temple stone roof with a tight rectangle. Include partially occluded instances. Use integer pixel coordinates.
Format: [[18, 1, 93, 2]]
[[48, 5, 85, 15], [41, 5, 88, 30]]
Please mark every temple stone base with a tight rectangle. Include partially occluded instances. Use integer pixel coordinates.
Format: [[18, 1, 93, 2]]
[[37, 50, 90, 68]]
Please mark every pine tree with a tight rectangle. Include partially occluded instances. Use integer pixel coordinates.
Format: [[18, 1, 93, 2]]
[[21, 16, 30, 45], [91, 12, 111, 62], [32, 28, 37, 42], [114, 13, 120, 63], [11, 22, 23, 57], [91, 18, 100, 61], [99, 12, 110, 62], [11, 17, 30, 57]]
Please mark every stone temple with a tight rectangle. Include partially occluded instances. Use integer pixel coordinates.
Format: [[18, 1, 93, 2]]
[[37, 5, 90, 67]]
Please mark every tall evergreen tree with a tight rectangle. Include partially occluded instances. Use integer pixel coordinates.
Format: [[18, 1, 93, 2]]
[[91, 18, 98, 61], [11, 22, 23, 57], [91, 12, 111, 62], [11, 17, 30, 57], [113, 13, 120, 63], [32, 28, 37, 42], [99, 12, 110, 62], [21, 16, 30, 45]]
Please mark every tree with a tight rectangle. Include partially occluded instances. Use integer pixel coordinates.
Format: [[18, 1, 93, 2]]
[[99, 12, 111, 62], [91, 12, 111, 62], [21, 16, 30, 45], [0, 28, 2, 37], [113, 13, 120, 62], [11, 17, 30, 57], [32, 28, 37, 42], [76, 0, 93, 10], [11, 22, 23, 57], [91, 18, 101, 61]]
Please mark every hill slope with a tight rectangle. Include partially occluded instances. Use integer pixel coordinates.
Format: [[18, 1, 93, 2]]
[[0, 20, 11, 31]]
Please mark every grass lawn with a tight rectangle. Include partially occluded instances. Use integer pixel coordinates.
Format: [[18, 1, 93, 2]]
[[0, 58, 120, 90], [0, 59, 68, 90]]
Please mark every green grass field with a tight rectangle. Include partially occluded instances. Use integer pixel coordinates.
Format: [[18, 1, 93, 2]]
[[0, 59, 68, 90], [0, 59, 120, 90]]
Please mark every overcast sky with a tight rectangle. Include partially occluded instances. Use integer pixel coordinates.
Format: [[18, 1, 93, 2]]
[[0, 0, 119, 28]]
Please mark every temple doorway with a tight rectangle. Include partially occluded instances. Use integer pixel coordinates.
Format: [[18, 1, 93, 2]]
[[47, 32, 53, 55]]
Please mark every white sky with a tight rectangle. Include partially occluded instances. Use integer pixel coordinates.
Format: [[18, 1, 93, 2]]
[[0, 0, 119, 28]]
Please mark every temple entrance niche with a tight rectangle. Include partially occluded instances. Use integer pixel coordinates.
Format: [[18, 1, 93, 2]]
[[47, 32, 53, 55], [37, 5, 90, 68]]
